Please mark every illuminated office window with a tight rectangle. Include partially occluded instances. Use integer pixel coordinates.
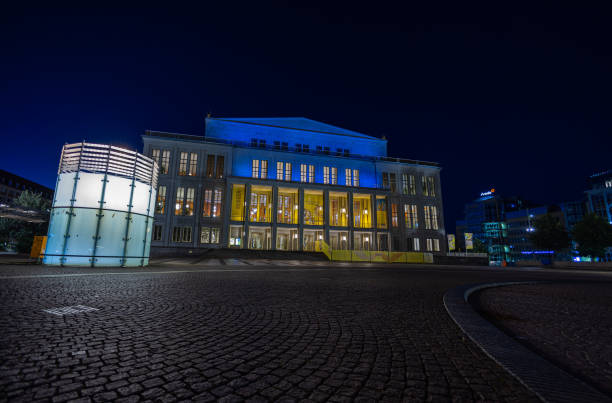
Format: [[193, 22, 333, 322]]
[[249, 186, 272, 223], [433, 238, 440, 251], [261, 160, 268, 179], [206, 155, 215, 177], [160, 150, 170, 174], [252, 160, 259, 178], [285, 162, 292, 181], [308, 165, 315, 183], [202, 189, 212, 217], [409, 175, 416, 195], [353, 169, 359, 187], [353, 194, 371, 228], [278, 187, 299, 224], [324, 166, 330, 184], [155, 185, 166, 214], [179, 152, 188, 176], [184, 188, 195, 216], [213, 189, 222, 217], [216, 155, 224, 178], [413, 238, 420, 251], [300, 164, 307, 182], [376, 196, 387, 229], [331, 167, 337, 184], [329, 192, 348, 226], [230, 184, 245, 221], [345, 169, 351, 186], [175, 187, 185, 216], [391, 203, 398, 227], [189, 153, 197, 176], [404, 204, 418, 229], [277, 162, 284, 180], [304, 190, 324, 225], [426, 238, 433, 251]]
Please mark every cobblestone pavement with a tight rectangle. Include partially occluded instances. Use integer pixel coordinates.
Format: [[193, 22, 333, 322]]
[[0, 264, 608, 402], [473, 282, 612, 398]]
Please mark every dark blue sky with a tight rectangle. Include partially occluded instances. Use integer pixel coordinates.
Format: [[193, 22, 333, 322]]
[[2, 3, 611, 231]]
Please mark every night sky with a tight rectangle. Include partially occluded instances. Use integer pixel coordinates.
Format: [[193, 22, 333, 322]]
[[2, 3, 611, 231]]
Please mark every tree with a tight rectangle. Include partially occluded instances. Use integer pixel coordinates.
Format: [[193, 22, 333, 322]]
[[529, 214, 571, 261], [471, 238, 489, 254], [0, 190, 50, 253], [572, 213, 612, 260]]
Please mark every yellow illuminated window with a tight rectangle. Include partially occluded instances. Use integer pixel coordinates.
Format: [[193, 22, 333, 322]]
[[249, 186, 272, 222], [405, 204, 418, 229], [329, 192, 348, 226], [156, 185, 166, 214], [278, 187, 298, 224], [376, 196, 387, 229], [391, 203, 398, 227], [230, 184, 245, 221], [175, 187, 184, 216], [213, 189, 222, 218], [184, 187, 195, 216], [304, 190, 324, 225], [203, 189, 212, 217], [353, 194, 371, 228], [189, 153, 197, 176]]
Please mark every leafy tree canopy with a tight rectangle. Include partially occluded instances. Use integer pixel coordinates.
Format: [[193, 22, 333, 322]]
[[529, 213, 571, 255], [572, 213, 612, 259]]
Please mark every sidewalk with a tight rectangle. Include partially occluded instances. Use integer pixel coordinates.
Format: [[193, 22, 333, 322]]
[[471, 282, 612, 398]]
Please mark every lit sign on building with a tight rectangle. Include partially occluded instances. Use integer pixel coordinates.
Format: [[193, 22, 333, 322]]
[[480, 188, 496, 197]]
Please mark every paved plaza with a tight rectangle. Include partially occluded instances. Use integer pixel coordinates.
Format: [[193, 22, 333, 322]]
[[0, 262, 610, 402]]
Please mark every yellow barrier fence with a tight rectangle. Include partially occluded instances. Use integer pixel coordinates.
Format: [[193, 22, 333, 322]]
[[320, 240, 433, 263]]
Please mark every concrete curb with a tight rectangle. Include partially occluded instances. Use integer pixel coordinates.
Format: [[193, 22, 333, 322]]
[[444, 281, 611, 403]]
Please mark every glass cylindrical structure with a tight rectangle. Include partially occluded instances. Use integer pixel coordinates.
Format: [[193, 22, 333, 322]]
[[43, 142, 158, 267]]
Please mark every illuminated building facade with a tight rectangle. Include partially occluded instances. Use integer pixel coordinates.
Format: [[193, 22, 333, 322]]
[[143, 117, 445, 255]]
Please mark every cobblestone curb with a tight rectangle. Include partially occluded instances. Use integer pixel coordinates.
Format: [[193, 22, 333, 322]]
[[443, 281, 612, 403]]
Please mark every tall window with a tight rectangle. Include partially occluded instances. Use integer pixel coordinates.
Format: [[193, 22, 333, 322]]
[[175, 187, 185, 216], [353, 194, 371, 228], [300, 164, 307, 182], [206, 155, 215, 177], [401, 174, 408, 194], [189, 153, 197, 176], [324, 166, 330, 184], [249, 186, 272, 222], [213, 189, 222, 217], [304, 190, 324, 225], [230, 184, 245, 221], [353, 170, 359, 187], [391, 203, 398, 227], [376, 197, 387, 228], [152, 149, 160, 167], [215, 156, 224, 178], [345, 169, 352, 186], [172, 227, 192, 243], [331, 167, 337, 185], [404, 204, 418, 229], [155, 186, 166, 214], [329, 192, 348, 226], [277, 162, 284, 180], [278, 188, 299, 224], [382, 172, 389, 188], [285, 163, 292, 181], [308, 165, 315, 183], [153, 224, 162, 241], [202, 189, 212, 217], [389, 173, 396, 192], [252, 160, 267, 179], [409, 175, 416, 195], [160, 150, 170, 174], [179, 152, 189, 176], [200, 227, 220, 244], [413, 238, 420, 251], [185, 188, 195, 216], [424, 205, 438, 229], [422, 176, 436, 196], [252, 160, 259, 178]]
